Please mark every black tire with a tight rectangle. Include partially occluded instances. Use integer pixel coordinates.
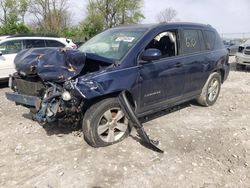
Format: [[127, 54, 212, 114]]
[[236, 63, 246, 70], [82, 97, 131, 147], [197, 72, 221, 107]]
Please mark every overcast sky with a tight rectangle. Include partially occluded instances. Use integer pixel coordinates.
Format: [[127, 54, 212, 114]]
[[70, 0, 250, 34]]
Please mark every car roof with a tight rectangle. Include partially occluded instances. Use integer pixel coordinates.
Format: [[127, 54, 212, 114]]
[[114, 22, 214, 31], [0, 36, 67, 43], [7, 33, 59, 38], [0, 35, 10, 40], [5, 36, 65, 40]]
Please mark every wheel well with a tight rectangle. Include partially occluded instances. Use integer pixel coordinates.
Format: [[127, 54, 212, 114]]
[[82, 91, 136, 113], [213, 69, 225, 83], [219, 69, 225, 83]]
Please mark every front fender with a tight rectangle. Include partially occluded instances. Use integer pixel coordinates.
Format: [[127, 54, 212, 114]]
[[74, 66, 140, 100]]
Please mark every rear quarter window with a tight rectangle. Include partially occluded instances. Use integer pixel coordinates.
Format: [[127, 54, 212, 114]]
[[181, 29, 201, 54], [204, 30, 216, 50], [45, 40, 65, 47], [214, 33, 224, 49]]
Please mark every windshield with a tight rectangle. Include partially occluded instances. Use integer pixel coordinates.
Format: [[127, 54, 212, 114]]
[[78, 28, 146, 61]]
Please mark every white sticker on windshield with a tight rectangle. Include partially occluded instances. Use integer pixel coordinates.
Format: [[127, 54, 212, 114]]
[[115, 37, 135, 42]]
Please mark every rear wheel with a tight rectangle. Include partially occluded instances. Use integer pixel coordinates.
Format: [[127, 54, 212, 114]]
[[197, 72, 221, 107], [82, 97, 130, 147]]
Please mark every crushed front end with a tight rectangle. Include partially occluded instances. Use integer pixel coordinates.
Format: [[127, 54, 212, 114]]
[[5, 47, 113, 125], [5, 47, 163, 153], [6, 74, 84, 125]]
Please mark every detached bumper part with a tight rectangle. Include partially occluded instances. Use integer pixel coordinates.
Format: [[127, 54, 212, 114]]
[[119, 91, 164, 153], [5, 92, 41, 109]]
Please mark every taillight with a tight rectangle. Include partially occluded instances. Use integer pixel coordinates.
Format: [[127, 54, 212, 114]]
[[238, 46, 244, 53]]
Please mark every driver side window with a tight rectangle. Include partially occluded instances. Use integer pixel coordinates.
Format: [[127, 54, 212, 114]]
[[145, 30, 178, 58]]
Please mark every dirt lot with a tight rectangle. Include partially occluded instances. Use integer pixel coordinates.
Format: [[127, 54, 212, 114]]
[[0, 57, 250, 188]]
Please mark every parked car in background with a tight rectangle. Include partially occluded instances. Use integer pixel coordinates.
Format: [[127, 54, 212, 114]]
[[0, 35, 77, 80], [223, 39, 242, 56], [235, 39, 250, 69], [0, 35, 10, 41], [6, 23, 229, 148]]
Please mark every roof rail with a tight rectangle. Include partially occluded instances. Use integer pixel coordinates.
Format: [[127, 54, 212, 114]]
[[7, 33, 59, 38]]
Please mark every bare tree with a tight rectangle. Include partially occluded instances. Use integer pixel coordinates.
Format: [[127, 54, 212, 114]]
[[156, 7, 178, 23], [0, 0, 28, 24], [29, 0, 71, 34]]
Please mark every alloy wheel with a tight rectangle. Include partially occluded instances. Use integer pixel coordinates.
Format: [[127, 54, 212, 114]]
[[207, 78, 219, 102], [97, 108, 128, 143]]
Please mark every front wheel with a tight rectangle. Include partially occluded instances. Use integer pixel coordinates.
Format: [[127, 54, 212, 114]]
[[82, 97, 131, 147], [197, 72, 221, 107]]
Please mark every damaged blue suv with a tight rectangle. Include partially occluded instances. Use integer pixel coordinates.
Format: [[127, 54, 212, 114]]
[[6, 23, 229, 148]]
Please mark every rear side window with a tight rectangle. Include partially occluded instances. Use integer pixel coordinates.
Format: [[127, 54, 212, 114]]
[[204, 31, 216, 50], [25, 40, 46, 48], [0, 40, 22, 54], [181, 29, 201, 54], [214, 33, 224, 49], [45, 40, 65, 47]]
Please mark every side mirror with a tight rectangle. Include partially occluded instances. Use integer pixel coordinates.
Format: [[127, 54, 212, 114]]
[[141, 48, 162, 62]]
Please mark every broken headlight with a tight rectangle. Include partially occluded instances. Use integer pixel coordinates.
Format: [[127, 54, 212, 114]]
[[62, 91, 72, 101]]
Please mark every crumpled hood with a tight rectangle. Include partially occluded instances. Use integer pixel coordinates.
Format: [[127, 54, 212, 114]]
[[14, 48, 114, 82]]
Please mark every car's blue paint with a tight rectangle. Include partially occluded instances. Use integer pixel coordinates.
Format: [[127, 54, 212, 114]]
[[141, 48, 162, 61], [74, 23, 229, 116], [74, 65, 140, 100], [138, 55, 186, 113]]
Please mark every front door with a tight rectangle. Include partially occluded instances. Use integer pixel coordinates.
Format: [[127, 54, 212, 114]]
[[137, 30, 187, 113], [139, 56, 186, 113]]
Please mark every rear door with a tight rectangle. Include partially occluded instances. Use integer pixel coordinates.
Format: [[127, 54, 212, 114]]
[[179, 29, 209, 97]]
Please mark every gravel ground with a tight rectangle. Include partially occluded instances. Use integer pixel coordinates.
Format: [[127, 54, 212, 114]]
[[0, 57, 250, 188]]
